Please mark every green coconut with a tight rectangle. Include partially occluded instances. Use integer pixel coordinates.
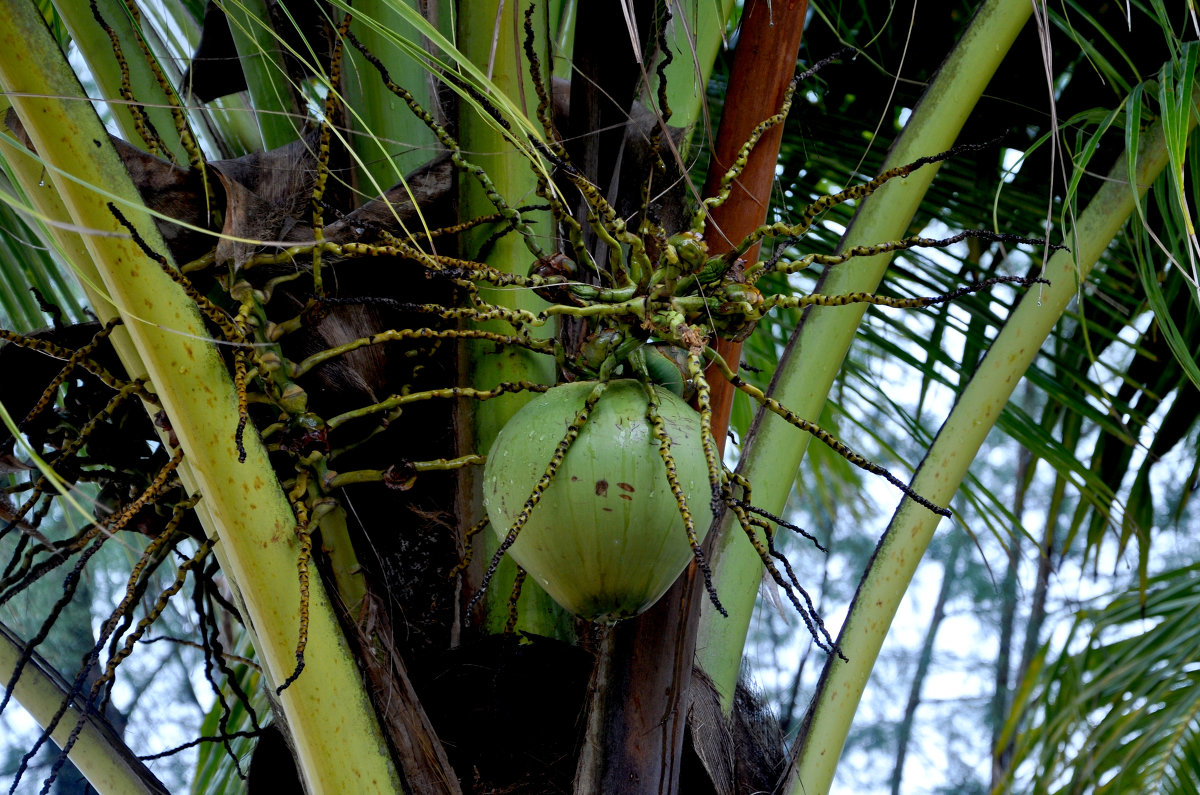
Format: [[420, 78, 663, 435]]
[[483, 379, 713, 624]]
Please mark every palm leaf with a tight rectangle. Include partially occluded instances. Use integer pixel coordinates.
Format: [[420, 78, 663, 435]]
[[1002, 564, 1200, 794]]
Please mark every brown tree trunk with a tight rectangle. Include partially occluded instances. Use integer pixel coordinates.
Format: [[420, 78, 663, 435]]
[[989, 443, 1031, 791], [889, 533, 962, 795]]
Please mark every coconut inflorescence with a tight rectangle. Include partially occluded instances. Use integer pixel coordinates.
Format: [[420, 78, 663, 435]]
[[483, 379, 712, 624]]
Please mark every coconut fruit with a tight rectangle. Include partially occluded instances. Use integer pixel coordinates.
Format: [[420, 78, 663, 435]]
[[482, 379, 713, 624]]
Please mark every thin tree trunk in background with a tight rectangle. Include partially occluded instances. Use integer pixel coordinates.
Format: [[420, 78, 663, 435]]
[[1013, 410, 1075, 693], [1016, 481, 1060, 681], [989, 441, 1033, 791], [889, 532, 963, 795], [573, 2, 807, 791], [780, 515, 835, 735], [999, 427, 1069, 782]]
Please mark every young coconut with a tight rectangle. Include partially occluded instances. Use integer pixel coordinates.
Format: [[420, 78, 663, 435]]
[[482, 379, 713, 624]]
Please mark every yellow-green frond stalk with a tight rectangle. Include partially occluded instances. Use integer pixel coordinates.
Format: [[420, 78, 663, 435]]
[[0, 2, 400, 790]]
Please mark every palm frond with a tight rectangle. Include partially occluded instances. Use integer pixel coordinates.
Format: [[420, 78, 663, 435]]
[[1002, 564, 1200, 794]]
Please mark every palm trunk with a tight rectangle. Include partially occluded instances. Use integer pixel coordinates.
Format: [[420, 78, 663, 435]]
[[989, 442, 1032, 789], [998, 416, 1073, 783], [573, 3, 807, 791]]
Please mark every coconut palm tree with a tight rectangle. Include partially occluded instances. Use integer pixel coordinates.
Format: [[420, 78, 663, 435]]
[[0, 1, 1196, 793]]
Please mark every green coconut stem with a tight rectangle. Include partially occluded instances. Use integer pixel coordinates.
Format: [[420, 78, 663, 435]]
[[0, 1, 401, 790], [696, 0, 1038, 712], [787, 81, 1190, 795], [784, 74, 1199, 795]]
